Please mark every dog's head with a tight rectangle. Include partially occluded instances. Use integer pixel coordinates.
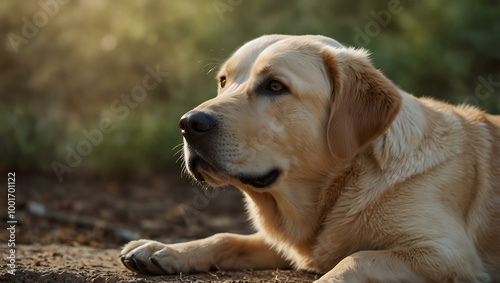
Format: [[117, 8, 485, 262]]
[[179, 35, 401, 190]]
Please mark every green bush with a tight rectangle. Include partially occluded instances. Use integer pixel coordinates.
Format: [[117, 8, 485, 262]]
[[1, 0, 499, 176]]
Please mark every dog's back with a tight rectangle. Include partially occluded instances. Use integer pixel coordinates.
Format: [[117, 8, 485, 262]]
[[416, 101, 500, 279], [469, 111, 500, 278]]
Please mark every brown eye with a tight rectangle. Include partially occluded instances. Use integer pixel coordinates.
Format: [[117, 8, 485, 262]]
[[219, 76, 226, 88], [267, 80, 284, 92]]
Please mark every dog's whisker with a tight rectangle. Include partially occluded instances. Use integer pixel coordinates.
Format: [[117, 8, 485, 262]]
[[198, 57, 223, 75], [197, 57, 224, 64], [172, 143, 184, 151], [175, 154, 184, 164], [206, 66, 219, 75], [173, 148, 183, 158]]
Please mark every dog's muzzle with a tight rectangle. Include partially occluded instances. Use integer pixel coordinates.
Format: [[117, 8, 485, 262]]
[[179, 110, 280, 188]]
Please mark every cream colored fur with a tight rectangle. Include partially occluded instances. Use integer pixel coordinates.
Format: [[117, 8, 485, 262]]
[[121, 35, 500, 282]]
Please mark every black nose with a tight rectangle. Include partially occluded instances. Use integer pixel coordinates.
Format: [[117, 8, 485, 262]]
[[179, 111, 217, 139]]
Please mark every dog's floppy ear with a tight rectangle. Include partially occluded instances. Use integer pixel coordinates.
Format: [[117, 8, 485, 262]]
[[323, 47, 402, 160]]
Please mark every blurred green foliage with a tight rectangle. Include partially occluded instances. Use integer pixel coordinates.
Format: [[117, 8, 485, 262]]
[[1, 0, 499, 177]]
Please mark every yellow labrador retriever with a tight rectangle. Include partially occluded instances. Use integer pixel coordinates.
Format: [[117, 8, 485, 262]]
[[121, 35, 500, 282]]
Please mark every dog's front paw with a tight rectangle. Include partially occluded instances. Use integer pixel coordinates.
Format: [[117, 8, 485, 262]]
[[120, 239, 198, 275]]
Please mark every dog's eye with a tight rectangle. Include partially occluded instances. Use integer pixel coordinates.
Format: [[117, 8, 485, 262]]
[[266, 80, 285, 92], [219, 76, 226, 88]]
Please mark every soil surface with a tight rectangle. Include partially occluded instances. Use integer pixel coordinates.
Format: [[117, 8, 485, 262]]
[[0, 174, 320, 282]]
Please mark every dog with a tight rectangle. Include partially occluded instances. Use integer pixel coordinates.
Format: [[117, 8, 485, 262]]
[[120, 35, 500, 282]]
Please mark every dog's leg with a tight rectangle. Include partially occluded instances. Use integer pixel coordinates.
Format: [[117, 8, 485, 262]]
[[314, 248, 489, 283], [120, 233, 289, 275]]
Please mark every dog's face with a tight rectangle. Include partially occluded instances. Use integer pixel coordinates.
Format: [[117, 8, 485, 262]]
[[180, 35, 401, 190]]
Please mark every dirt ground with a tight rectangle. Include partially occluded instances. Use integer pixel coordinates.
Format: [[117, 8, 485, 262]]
[[0, 173, 320, 282]]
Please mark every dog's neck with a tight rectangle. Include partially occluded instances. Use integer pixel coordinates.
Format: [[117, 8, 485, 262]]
[[372, 91, 427, 171], [240, 157, 354, 260], [372, 91, 464, 182], [243, 179, 326, 240]]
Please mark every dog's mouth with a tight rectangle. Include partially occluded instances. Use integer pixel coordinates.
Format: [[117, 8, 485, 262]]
[[189, 156, 214, 183], [238, 169, 280, 188], [189, 156, 280, 188]]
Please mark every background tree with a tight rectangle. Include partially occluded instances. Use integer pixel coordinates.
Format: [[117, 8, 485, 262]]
[[1, 0, 498, 177]]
